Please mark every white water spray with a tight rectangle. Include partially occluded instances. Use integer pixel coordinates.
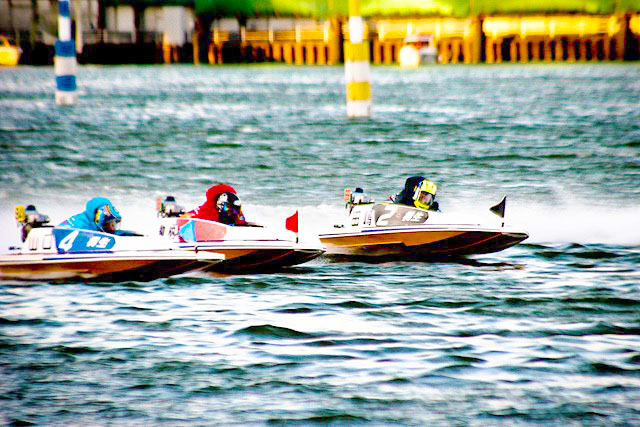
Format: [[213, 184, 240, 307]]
[[1, 195, 638, 251]]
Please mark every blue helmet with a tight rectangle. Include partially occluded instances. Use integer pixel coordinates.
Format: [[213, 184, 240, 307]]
[[94, 202, 121, 233]]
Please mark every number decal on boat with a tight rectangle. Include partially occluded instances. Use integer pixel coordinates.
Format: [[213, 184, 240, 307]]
[[54, 228, 116, 253], [351, 210, 361, 226], [364, 209, 373, 226], [58, 230, 79, 252], [86, 236, 112, 249], [373, 204, 429, 226], [376, 205, 398, 226], [405, 211, 427, 223]]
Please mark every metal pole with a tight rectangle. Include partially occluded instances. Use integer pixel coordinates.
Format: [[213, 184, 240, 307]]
[[344, 0, 371, 117], [55, 0, 78, 105]]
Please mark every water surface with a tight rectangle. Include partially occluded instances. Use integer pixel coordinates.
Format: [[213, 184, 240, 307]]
[[1, 63, 639, 425]]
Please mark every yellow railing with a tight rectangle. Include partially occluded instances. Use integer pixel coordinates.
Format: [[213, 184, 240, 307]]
[[243, 24, 328, 43], [205, 14, 635, 65], [243, 30, 271, 43], [212, 29, 230, 44], [375, 18, 470, 40], [483, 15, 620, 38], [216, 15, 632, 46]]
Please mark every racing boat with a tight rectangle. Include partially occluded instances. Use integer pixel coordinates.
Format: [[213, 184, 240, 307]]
[[158, 217, 324, 273], [319, 189, 528, 259], [0, 206, 224, 281], [156, 200, 324, 273]]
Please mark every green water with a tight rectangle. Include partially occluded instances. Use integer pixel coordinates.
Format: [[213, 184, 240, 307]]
[[1, 63, 639, 425]]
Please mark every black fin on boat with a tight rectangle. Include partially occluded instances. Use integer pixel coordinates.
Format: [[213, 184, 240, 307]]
[[490, 196, 507, 218]]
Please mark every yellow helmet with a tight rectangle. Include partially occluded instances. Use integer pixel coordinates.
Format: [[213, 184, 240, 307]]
[[413, 179, 437, 210]]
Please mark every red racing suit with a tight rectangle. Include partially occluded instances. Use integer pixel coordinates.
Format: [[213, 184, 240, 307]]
[[185, 184, 248, 225]]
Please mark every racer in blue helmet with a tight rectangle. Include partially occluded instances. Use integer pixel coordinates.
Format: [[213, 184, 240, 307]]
[[60, 197, 122, 234]]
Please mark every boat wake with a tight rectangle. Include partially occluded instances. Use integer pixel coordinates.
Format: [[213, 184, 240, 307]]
[[1, 197, 639, 253], [252, 201, 640, 248], [507, 203, 640, 246]]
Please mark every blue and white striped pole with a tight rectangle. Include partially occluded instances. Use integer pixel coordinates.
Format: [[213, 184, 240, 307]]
[[55, 0, 77, 106]]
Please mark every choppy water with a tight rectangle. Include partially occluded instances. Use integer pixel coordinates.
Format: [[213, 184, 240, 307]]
[[1, 64, 639, 425]]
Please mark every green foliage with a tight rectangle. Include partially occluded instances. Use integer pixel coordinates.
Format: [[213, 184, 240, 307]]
[[473, 0, 616, 15], [362, 0, 468, 18], [194, 0, 346, 16], [163, 0, 639, 17], [105, 0, 193, 7], [619, 0, 640, 11]]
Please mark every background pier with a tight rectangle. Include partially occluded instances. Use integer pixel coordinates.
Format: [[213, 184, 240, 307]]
[[1, 0, 639, 65]]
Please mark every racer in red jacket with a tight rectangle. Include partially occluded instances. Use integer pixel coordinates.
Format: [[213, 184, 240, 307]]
[[184, 184, 248, 226]]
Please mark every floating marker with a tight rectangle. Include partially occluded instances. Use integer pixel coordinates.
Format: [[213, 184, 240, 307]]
[[55, 0, 77, 106], [344, 0, 371, 117]]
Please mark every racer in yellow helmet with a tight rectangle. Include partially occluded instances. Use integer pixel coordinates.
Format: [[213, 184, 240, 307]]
[[412, 179, 438, 210], [392, 176, 440, 211]]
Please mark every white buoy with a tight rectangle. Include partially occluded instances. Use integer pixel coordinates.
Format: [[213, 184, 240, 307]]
[[55, 0, 77, 106], [344, 0, 371, 118]]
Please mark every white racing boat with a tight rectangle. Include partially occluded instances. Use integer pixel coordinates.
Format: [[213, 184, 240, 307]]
[[157, 216, 324, 273], [0, 206, 224, 281], [319, 190, 528, 259]]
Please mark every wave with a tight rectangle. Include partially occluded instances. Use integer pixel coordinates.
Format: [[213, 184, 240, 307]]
[[233, 324, 315, 339], [509, 203, 640, 246]]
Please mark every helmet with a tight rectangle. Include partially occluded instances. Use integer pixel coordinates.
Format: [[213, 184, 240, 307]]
[[216, 192, 242, 224], [95, 204, 121, 233], [413, 179, 437, 210]]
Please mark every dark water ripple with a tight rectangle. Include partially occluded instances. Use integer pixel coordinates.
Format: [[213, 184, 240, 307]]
[[2, 64, 640, 425]]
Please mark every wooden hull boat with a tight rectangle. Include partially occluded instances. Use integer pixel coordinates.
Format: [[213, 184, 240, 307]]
[[158, 217, 324, 273], [319, 200, 528, 259], [0, 227, 223, 281]]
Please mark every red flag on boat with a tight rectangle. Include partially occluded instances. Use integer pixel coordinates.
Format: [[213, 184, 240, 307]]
[[286, 210, 299, 234]]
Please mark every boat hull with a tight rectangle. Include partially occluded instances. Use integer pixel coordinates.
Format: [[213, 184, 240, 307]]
[[0, 256, 215, 282], [176, 243, 323, 273], [0, 227, 223, 282], [207, 248, 322, 273], [319, 201, 528, 259], [160, 218, 324, 273], [321, 227, 528, 258]]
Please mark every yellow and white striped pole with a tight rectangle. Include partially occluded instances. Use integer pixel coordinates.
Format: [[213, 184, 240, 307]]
[[344, 0, 371, 117]]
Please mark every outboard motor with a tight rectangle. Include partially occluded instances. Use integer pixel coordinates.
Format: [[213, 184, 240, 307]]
[[15, 205, 50, 242], [157, 196, 185, 218], [351, 188, 372, 205], [344, 187, 373, 213]]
